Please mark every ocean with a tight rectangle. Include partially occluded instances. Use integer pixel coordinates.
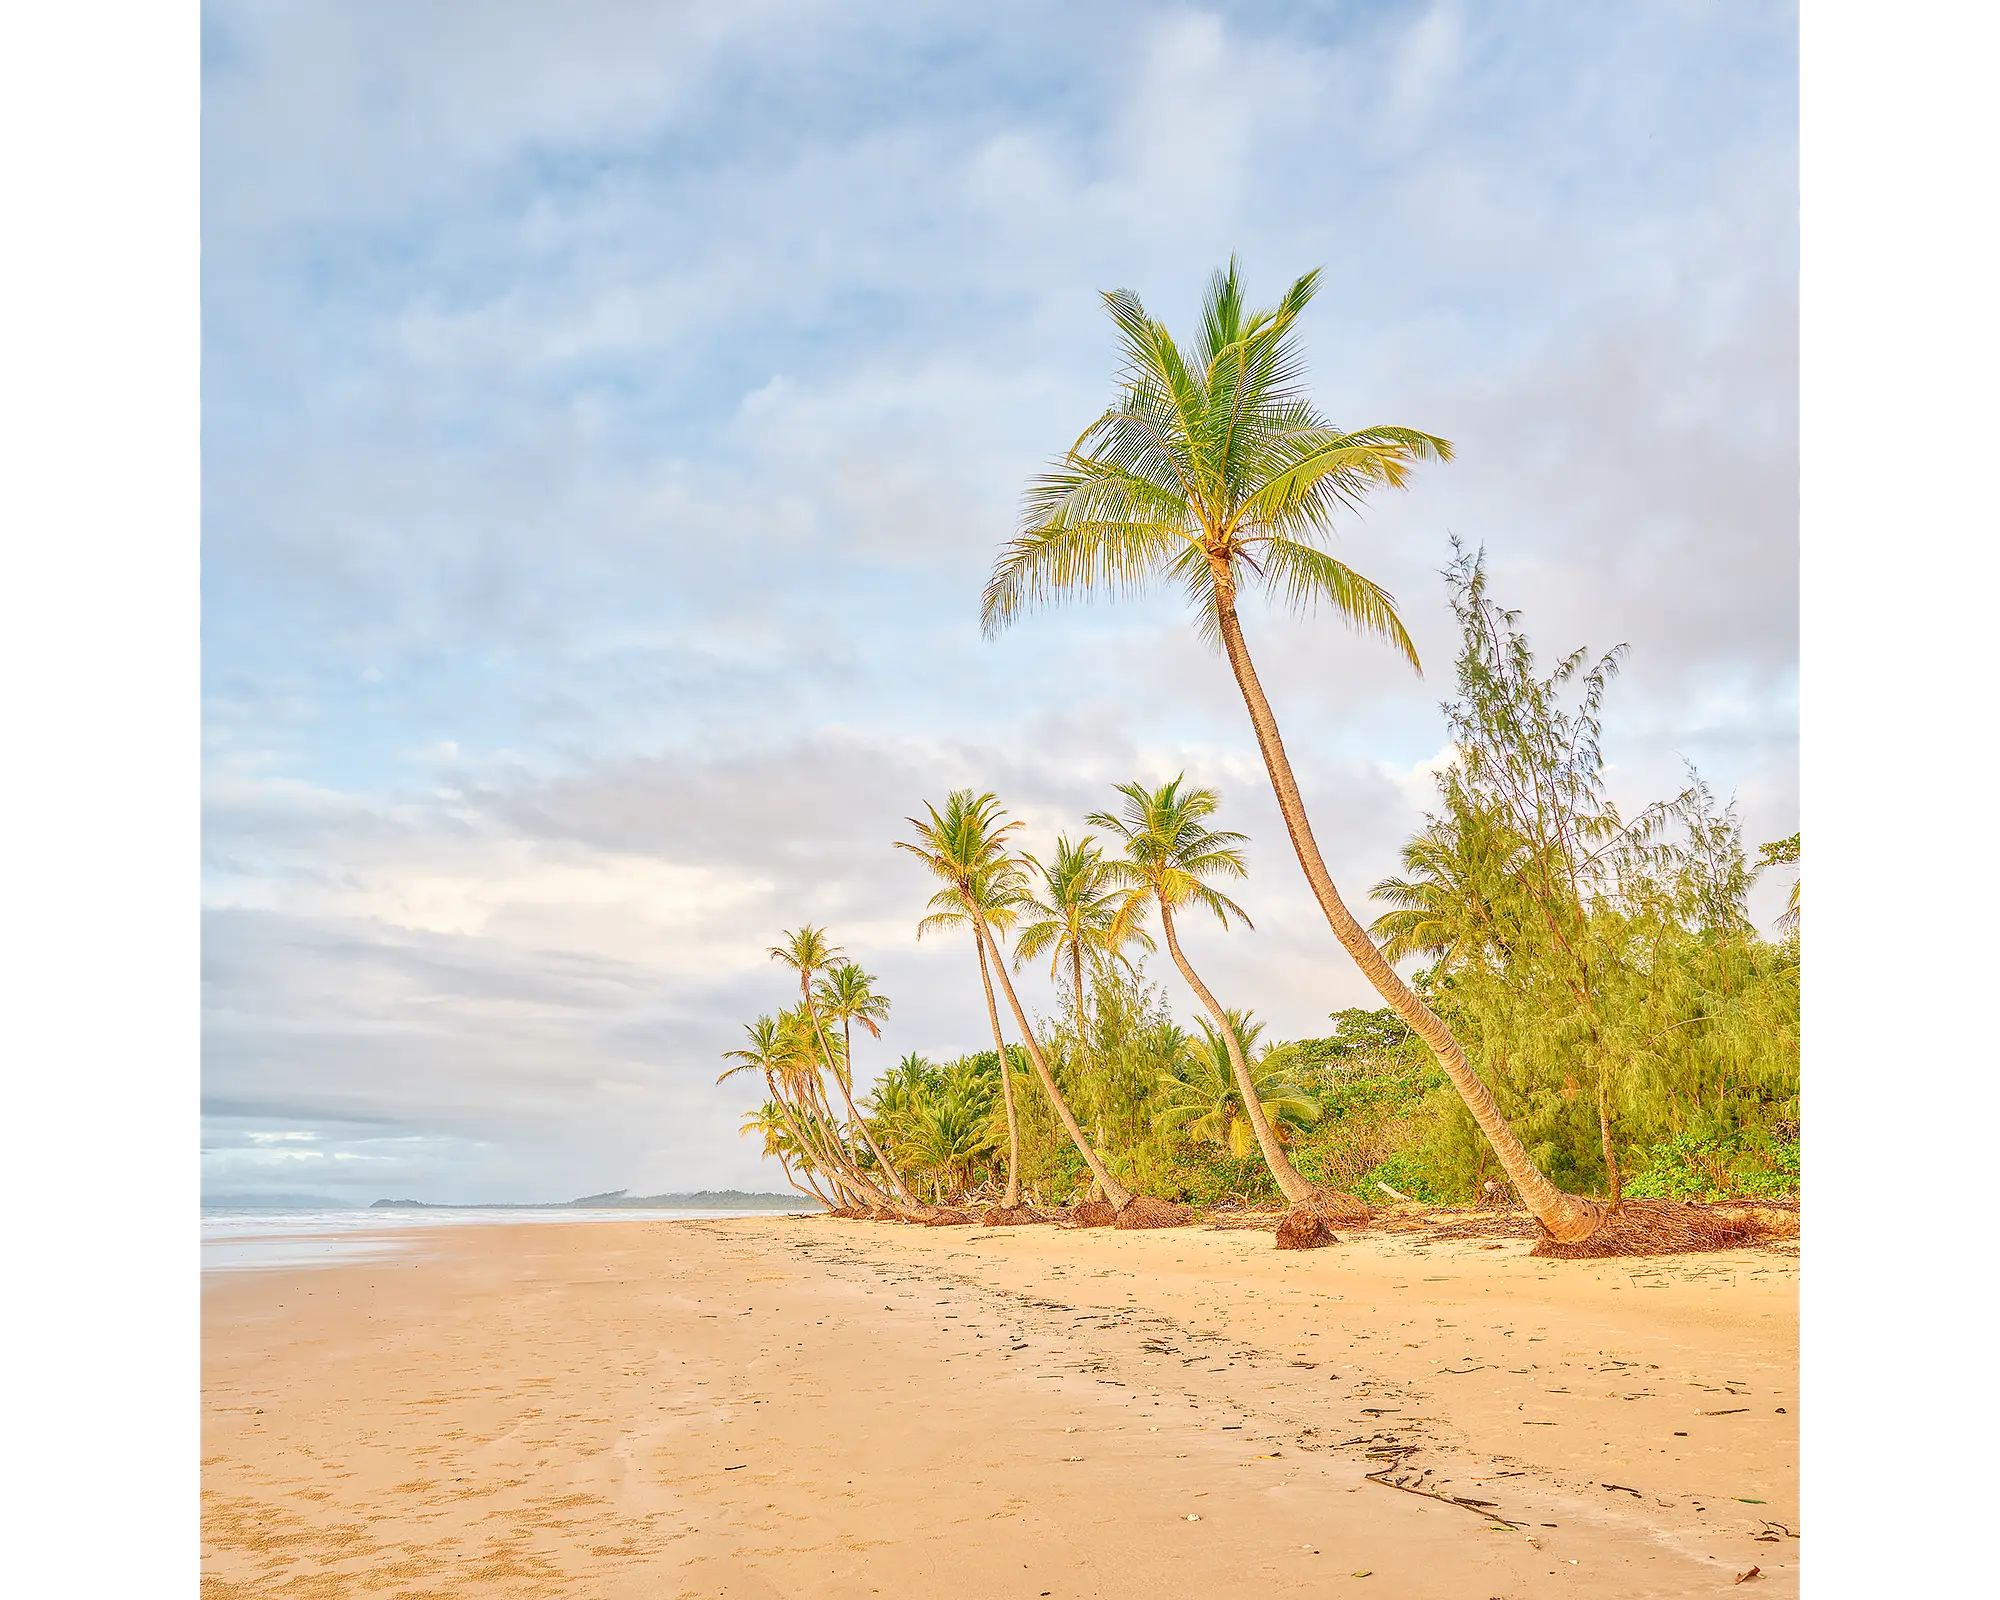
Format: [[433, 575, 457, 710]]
[[200, 1205, 816, 1274]]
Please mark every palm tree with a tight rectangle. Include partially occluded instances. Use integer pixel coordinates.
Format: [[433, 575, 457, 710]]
[[984, 259, 1602, 1240], [1015, 833, 1154, 1198], [902, 1084, 1001, 1203], [1090, 774, 1324, 1204], [720, 1015, 862, 1206], [1368, 803, 1520, 972], [739, 1100, 832, 1206], [1154, 1009, 1319, 1159], [897, 790, 1133, 1211], [896, 792, 1028, 1207], [812, 959, 914, 1203], [770, 927, 913, 1207]]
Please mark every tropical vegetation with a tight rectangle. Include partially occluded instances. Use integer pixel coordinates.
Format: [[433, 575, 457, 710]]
[[717, 262, 1798, 1240]]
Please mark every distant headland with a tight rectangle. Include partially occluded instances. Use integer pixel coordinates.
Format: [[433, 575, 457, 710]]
[[367, 1189, 810, 1211]]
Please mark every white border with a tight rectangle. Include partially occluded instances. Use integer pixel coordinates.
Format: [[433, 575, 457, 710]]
[[0, 2, 198, 1589], [1805, 1, 1998, 1590]]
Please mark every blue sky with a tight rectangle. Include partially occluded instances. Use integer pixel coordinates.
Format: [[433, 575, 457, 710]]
[[201, 1, 1797, 1202]]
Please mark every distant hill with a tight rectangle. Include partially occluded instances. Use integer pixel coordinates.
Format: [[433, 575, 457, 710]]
[[368, 1188, 812, 1211]]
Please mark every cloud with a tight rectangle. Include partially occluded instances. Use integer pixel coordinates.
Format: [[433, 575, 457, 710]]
[[202, 1, 1798, 1199]]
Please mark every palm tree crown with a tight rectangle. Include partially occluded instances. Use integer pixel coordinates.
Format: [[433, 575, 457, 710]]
[[982, 256, 1445, 658], [1086, 776, 1253, 933], [1153, 1010, 1319, 1160], [1014, 832, 1154, 986]]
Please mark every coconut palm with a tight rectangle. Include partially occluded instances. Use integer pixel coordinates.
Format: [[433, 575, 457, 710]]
[[811, 959, 914, 1202], [984, 258, 1602, 1240], [895, 792, 1028, 1206], [1015, 832, 1154, 1197], [1368, 803, 1521, 972], [770, 927, 912, 1207], [719, 1015, 861, 1206], [1089, 774, 1325, 1204], [897, 790, 1133, 1210], [901, 1082, 1001, 1203], [739, 1100, 832, 1205], [1154, 1010, 1319, 1159]]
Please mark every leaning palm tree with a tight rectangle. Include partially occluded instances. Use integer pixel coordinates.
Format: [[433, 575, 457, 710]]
[[895, 793, 1028, 1207], [720, 1016, 859, 1206], [897, 790, 1134, 1211], [1090, 774, 1323, 1204], [811, 959, 915, 1203], [984, 259, 1602, 1240], [771, 927, 914, 1207], [1015, 833, 1154, 1196], [1154, 1010, 1319, 1160], [739, 1100, 832, 1206]]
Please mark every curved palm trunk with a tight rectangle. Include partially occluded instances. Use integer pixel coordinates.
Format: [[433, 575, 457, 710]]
[[801, 983, 914, 1207], [977, 920, 1133, 1210], [1158, 904, 1316, 1206], [787, 1070, 895, 1210], [832, 1013, 917, 1205], [974, 935, 1023, 1208], [762, 1071, 856, 1207], [1212, 587, 1602, 1242]]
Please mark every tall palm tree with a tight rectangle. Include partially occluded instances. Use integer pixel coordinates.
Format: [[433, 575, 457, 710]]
[[896, 792, 1028, 1207], [812, 959, 914, 1203], [984, 259, 1602, 1240], [1090, 774, 1324, 1204], [897, 790, 1133, 1211], [1015, 833, 1154, 1196], [770, 927, 913, 1207]]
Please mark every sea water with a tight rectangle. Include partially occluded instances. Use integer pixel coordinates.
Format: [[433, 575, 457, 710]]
[[200, 1206, 813, 1274]]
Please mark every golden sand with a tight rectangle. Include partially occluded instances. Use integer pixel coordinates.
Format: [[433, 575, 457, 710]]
[[202, 1215, 1796, 1597]]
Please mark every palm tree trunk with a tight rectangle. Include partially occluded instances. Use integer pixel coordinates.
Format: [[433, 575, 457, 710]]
[[977, 919, 1133, 1209], [788, 1072, 895, 1210], [763, 1072, 842, 1204], [974, 935, 1024, 1208], [801, 983, 913, 1207], [1072, 946, 1104, 1204], [832, 1013, 917, 1204], [1158, 903, 1317, 1206], [1210, 586, 1602, 1242]]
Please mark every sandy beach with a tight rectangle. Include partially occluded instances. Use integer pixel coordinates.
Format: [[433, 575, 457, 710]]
[[202, 1215, 1797, 1598]]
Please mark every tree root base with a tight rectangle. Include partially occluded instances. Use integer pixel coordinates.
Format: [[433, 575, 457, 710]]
[[1275, 1207, 1339, 1249], [1306, 1191, 1372, 1225], [1068, 1200, 1118, 1228], [1530, 1199, 1796, 1258], [981, 1204, 1050, 1227], [1112, 1195, 1194, 1229]]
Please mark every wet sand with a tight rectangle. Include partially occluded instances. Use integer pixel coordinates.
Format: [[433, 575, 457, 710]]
[[202, 1215, 1797, 1597]]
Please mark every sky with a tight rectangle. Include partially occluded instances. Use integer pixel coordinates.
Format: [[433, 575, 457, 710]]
[[200, 0, 1798, 1204]]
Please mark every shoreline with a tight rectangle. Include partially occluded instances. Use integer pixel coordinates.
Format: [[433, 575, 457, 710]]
[[203, 1215, 1796, 1597]]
